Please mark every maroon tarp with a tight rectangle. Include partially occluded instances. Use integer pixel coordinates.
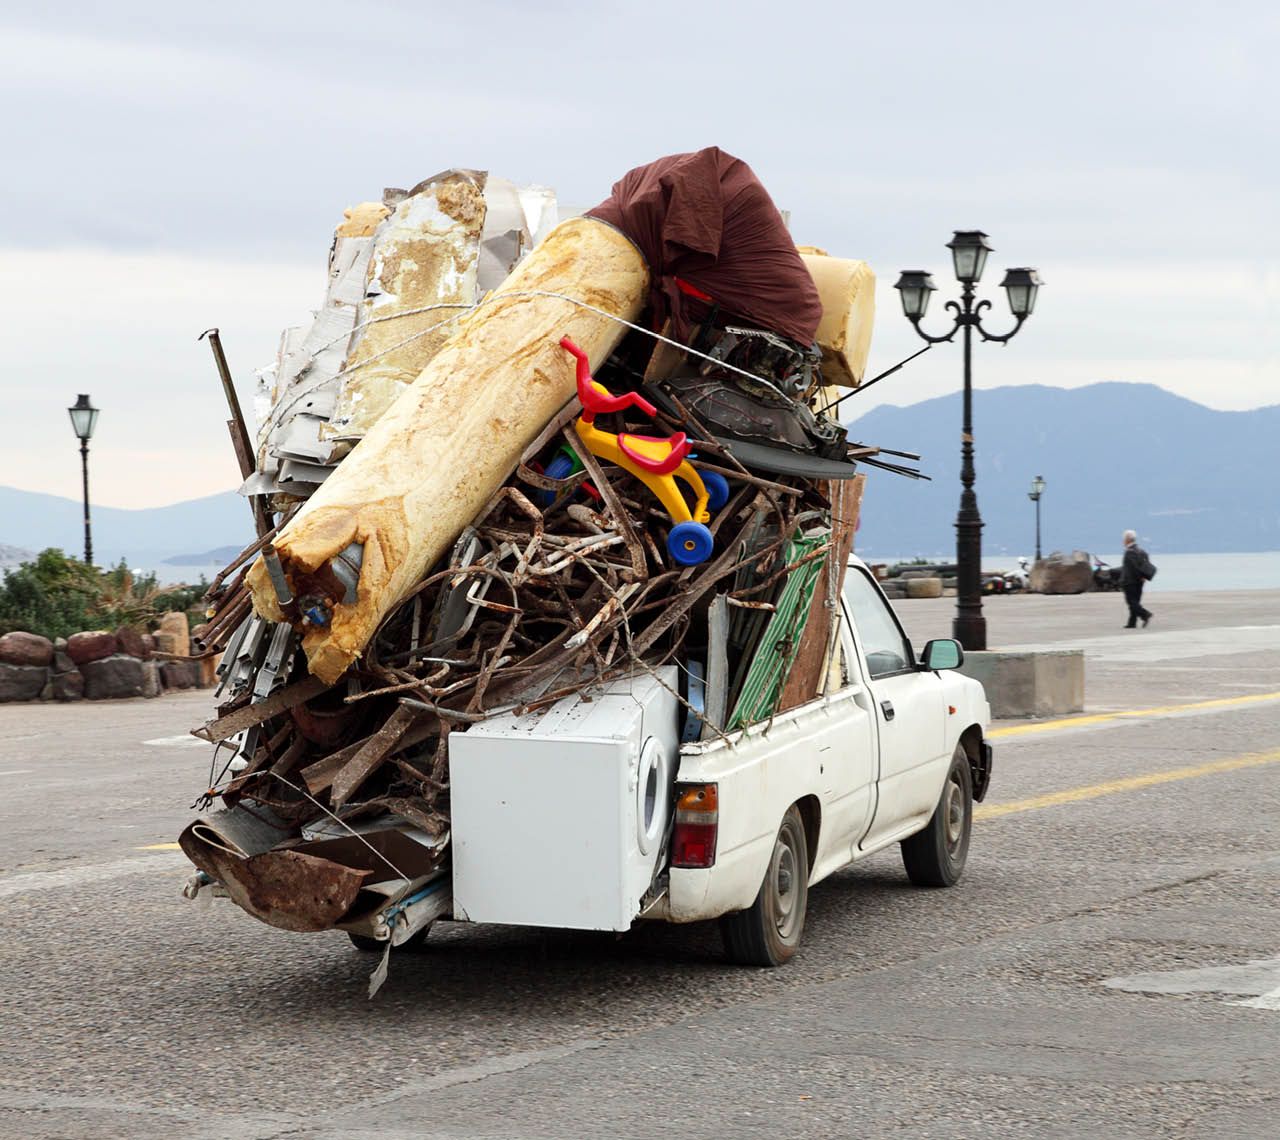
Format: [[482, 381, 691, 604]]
[[586, 147, 822, 348]]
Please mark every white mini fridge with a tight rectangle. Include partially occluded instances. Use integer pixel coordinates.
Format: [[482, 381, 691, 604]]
[[450, 668, 680, 931]]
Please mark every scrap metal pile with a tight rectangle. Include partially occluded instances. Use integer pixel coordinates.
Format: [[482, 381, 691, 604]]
[[179, 149, 919, 946]]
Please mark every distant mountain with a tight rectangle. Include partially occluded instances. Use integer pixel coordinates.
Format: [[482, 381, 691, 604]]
[[0, 486, 253, 576], [163, 545, 245, 566], [4, 383, 1275, 576], [844, 383, 1279, 557]]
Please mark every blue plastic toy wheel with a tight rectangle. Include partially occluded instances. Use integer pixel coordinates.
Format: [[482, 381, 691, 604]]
[[668, 521, 715, 566], [545, 452, 576, 481], [535, 450, 578, 506], [701, 470, 731, 511]]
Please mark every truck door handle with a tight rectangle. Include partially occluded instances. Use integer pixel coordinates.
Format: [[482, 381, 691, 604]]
[[880, 699, 895, 722]]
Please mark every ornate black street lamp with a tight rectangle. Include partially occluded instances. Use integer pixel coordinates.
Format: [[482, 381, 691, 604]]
[[1028, 474, 1046, 561], [67, 394, 99, 565], [895, 235, 1042, 651]]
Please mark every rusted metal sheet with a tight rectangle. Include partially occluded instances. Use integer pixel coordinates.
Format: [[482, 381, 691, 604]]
[[329, 704, 420, 807], [182, 841, 370, 933]]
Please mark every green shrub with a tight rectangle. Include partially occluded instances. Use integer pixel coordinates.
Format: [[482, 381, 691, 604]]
[[0, 549, 99, 639], [0, 551, 210, 640]]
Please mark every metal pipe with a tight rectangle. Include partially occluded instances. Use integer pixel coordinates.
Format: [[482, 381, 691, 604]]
[[199, 328, 271, 538], [262, 543, 301, 623]]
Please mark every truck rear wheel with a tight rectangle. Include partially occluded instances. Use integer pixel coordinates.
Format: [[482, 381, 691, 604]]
[[721, 804, 809, 967], [900, 743, 972, 887]]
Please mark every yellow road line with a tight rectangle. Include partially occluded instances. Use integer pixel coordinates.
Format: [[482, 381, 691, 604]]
[[976, 748, 1280, 820], [989, 690, 1280, 740], [138, 842, 182, 851]]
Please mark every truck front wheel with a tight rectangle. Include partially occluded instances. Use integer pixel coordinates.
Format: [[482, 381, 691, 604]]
[[721, 805, 809, 967], [900, 743, 972, 887]]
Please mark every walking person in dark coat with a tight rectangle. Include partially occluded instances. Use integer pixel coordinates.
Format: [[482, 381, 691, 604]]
[[1120, 529, 1155, 628]]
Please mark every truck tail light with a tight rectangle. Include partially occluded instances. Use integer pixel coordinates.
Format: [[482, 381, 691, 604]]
[[672, 783, 718, 869]]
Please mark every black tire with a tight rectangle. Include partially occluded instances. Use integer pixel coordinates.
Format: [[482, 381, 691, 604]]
[[721, 805, 809, 967], [900, 743, 972, 887]]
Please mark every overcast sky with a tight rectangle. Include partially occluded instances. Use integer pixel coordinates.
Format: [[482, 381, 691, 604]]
[[1, 0, 1276, 509]]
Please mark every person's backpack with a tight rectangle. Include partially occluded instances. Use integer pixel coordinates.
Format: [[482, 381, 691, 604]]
[[1142, 553, 1157, 581]]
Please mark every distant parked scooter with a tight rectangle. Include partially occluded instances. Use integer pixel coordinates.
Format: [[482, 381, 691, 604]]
[[1092, 557, 1122, 591]]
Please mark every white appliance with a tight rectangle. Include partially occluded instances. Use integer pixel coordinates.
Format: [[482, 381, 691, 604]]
[[450, 668, 680, 931]]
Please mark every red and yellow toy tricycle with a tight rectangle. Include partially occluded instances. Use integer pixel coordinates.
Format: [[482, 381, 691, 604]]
[[558, 337, 729, 566]]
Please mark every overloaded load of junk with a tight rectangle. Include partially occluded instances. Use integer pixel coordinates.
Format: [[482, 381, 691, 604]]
[[180, 147, 925, 982]]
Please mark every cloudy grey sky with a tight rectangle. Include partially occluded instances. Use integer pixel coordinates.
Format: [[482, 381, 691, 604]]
[[1, 0, 1276, 508]]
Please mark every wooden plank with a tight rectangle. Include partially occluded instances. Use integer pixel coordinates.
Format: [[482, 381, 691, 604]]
[[193, 675, 329, 743], [329, 705, 419, 807], [775, 474, 864, 713]]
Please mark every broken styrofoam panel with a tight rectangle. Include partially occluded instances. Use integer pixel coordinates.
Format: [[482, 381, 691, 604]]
[[477, 177, 558, 292], [321, 171, 488, 448], [256, 222, 386, 470], [336, 201, 392, 238]]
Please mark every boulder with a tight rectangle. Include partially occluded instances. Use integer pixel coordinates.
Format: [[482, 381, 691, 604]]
[[66, 630, 117, 667], [53, 650, 75, 674], [160, 660, 201, 690], [115, 627, 152, 659], [153, 631, 181, 655], [82, 655, 145, 700], [1029, 550, 1093, 595], [52, 670, 85, 701], [198, 652, 223, 688], [141, 661, 162, 699], [0, 631, 54, 668], [157, 612, 191, 657], [0, 663, 50, 702], [906, 576, 944, 599]]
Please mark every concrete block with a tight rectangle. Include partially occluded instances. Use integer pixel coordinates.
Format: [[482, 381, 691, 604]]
[[958, 649, 1084, 719]]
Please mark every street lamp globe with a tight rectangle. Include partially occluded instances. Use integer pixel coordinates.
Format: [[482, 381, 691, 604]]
[[1001, 267, 1044, 319], [68, 394, 99, 442], [893, 270, 938, 319], [1029, 474, 1046, 499], [946, 230, 993, 284]]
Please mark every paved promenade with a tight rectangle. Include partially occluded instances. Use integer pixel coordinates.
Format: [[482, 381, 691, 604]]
[[0, 587, 1277, 1138]]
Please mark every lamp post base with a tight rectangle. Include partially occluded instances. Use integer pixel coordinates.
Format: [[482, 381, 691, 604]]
[[953, 611, 987, 653]]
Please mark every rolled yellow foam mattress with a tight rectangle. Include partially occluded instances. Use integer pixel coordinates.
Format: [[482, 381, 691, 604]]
[[247, 216, 649, 683], [797, 247, 876, 389]]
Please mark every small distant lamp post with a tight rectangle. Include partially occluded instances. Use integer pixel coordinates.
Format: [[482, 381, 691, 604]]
[[1028, 474, 1046, 561], [894, 236, 1042, 651], [67, 394, 99, 566]]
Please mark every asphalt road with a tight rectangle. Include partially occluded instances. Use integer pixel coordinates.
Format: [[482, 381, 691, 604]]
[[1, 587, 1278, 1139]]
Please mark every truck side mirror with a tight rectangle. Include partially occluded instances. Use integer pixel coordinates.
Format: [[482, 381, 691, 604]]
[[921, 639, 964, 671]]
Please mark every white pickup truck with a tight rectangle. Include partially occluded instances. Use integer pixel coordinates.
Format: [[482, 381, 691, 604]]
[[442, 555, 992, 967]]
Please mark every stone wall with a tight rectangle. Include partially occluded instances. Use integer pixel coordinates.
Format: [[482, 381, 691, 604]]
[[0, 616, 218, 703]]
